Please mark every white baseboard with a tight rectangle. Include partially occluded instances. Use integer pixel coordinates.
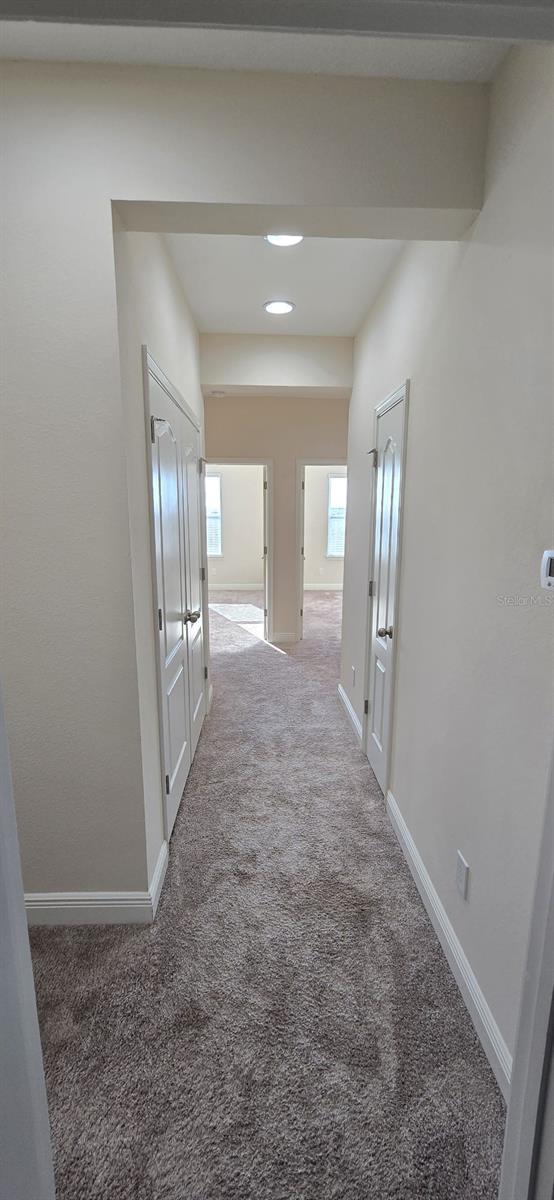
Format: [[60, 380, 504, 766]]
[[208, 583, 264, 591], [26, 840, 169, 927], [386, 790, 512, 1100], [271, 632, 298, 645], [337, 683, 363, 744], [304, 583, 343, 591]]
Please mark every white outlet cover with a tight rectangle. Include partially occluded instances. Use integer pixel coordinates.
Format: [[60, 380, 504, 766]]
[[456, 851, 470, 900]]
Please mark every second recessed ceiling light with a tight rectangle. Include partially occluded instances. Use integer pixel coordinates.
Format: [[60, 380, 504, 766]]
[[264, 300, 295, 315], [264, 234, 303, 248]]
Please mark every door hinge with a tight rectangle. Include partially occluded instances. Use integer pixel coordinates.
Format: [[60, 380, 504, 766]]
[[198, 456, 205, 474], [301, 480, 305, 491], [301, 545, 304, 556], [300, 608, 303, 617], [204, 666, 208, 680], [165, 773, 170, 795], [368, 447, 378, 468], [364, 700, 369, 715], [201, 566, 206, 582], [264, 480, 268, 490], [264, 608, 268, 617], [368, 580, 374, 597], [158, 607, 163, 631], [150, 415, 156, 443], [263, 545, 268, 556]]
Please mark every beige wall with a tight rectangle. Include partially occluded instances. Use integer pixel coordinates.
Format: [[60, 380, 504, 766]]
[[205, 396, 348, 639], [113, 226, 204, 883], [341, 45, 554, 1056], [200, 334, 353, 397], [207, 465, 264, 589], [0, 58, 488, 899], [304, 465, 346, 590]]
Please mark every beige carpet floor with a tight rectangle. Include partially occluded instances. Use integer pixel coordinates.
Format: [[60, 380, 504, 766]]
[[30, 591, 505, 1199]]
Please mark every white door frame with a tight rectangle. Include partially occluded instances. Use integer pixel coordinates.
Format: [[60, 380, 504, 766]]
[[295, 457, 347, 642], [204, 457, 275, 643], [142, 348, 210, 837], [499, 756, 554, 1200], [0, 684, 56, 1200], [361, 381, 409, 792]]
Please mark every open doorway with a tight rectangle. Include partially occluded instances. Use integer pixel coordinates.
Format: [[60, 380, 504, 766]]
[[295, 461, 347, 680], [205, 461, 272, 643]]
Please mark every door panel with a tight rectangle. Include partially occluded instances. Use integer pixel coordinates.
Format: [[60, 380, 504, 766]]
[[365, 389, 407, 793], [167, 664, 188, 783], [158, 425, 184, 664], [182, 420, 205, 754]]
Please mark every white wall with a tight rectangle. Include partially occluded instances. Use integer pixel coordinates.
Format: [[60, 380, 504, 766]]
[[207, 464, 264, 589], [0, 59, 489, 900], [341, 45, 554, 1058], [113, 225, 204, 882], [304, 465, 346, 590]]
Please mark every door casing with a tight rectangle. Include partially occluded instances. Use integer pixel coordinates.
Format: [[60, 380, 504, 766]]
[[204, 457, 274, 643], [362, 381, 409, 794], [295, 457, 347, 642]]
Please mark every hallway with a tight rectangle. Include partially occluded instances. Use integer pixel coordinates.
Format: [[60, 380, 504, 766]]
[[31, 594, 505, 1199]]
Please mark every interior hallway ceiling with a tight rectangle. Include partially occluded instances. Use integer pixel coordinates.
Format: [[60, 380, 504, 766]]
[[30, 591, 505, 1200], [165, 235, 403, 337]]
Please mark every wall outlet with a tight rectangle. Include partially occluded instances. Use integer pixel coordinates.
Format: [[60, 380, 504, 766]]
[[456, 851, 470, 900], [352, 666, 356, 687]]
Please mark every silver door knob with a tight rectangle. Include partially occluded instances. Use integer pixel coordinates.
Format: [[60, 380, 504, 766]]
[[185, 609, 201, 624], [377, 625, 393, 638]]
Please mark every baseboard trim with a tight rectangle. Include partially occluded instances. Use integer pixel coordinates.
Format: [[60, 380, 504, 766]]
[[386, 790, 512, 1100], [26, 839, 169, 927], [209, 583, 264, 591], [303, 583, 342, 592], [337, 683, 363, 744], [303, 583, 343, 591]]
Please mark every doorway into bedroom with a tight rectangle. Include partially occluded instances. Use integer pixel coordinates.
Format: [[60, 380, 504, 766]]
[[295, 462, 347, 683], [206, 461, 272, 643]]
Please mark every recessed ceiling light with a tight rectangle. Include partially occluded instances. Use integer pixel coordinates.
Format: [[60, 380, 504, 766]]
[[264, 234, 304, 248], [264, 300, 295, 315]]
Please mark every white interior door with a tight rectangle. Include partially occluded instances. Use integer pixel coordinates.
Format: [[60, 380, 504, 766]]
[[150, 380, 192, 838], [365, 385, 407, 793], [183, 427, 206, 755], [147, 356, 207, 839]]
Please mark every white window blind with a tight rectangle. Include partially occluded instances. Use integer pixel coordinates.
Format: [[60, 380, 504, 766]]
[[327, 475, 347, 557], [205, 474, 222, 556]]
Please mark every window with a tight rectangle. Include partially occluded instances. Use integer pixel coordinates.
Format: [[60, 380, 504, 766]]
[[205, 474, 222, 556], [327, 474, 347, 557]]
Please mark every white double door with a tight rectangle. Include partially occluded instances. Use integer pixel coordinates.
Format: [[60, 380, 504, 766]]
[[147, 359, 206, 839], [365, 385, 407, 794]]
